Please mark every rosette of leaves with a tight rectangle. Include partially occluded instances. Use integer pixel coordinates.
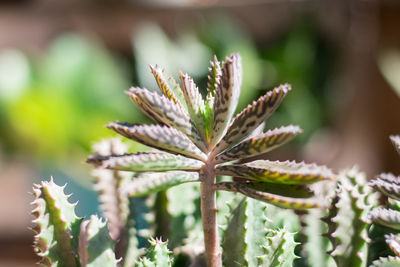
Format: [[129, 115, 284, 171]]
[[369, 136, 400, 266], [87, 53, 334, 266]]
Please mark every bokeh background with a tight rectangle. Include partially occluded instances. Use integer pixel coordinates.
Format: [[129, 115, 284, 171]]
[[0, 0, 399, 265]]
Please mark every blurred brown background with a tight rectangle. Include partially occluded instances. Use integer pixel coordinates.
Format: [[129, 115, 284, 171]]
[[0, 0, 399, 266]]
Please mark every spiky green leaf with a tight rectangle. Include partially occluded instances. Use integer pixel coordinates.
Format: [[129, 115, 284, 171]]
[[121, 171, 200, 197], [215, 125, 301, 163], [137, 238, 172, 267], [216, 160, 334, 184], [210, 53, 242, 147], [214, 182, 325, 210], [369, 208, 400, 231], [258, 229, 299, 267], [213, 84, 291, 154], [126, 87, 205, 150], [238, 181, 314, 198], [87, 152, 204, 172], [78, 215, 118, 267], [222, 197, 269, 267], [371, 256, 400, 267], [31, 179, 82, 267], [107, 122, 206, 161]]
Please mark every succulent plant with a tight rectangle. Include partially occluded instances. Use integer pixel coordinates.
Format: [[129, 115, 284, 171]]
[[369, 135, 400, 265], [86, 53, 334, 266]]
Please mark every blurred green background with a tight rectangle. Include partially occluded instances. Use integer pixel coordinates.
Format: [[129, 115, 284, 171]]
[[0, 1, 400, 266]]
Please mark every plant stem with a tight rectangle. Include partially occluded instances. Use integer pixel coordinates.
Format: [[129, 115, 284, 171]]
[[200, 161, 222, 267]]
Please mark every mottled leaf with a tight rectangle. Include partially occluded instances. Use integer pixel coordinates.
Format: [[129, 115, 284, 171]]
[[78, 215, 118, 267], [210, 53, 242, 147], [216, 160, 335, 184], [386, 234, 400, 256], [214, 182, 325, 210], [107, 122, 206, 161], [126, 87, 205, 150], [121, 171, 200, 197], [215, 125, 301, 163], [149, 64, 185, 108], [391, 135, 400, 156], [369, 208, 400, 230], [241, 181, 314, 199], [207, 55, 221, 99], [87, 152, 204, 172], [179, 72, 207, 142], [213, 84, 291, 154], [370, 174, 400, 201]]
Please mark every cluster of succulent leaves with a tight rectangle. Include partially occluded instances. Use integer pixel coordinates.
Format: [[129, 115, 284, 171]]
[[368, 136, 400, 266]]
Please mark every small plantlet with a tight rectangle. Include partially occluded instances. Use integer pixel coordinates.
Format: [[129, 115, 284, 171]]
[[87, 53, 335, 266]]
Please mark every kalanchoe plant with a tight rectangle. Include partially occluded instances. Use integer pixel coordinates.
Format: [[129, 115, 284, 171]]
[[87, 53, 335, 266], [369, 136, 400, 265]]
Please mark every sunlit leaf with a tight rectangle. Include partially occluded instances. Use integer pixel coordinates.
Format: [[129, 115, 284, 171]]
[[215, 125, 301, 163], [216, 160, 334, 184], [107, 122, 206, 161], [210, 54, 242, 147], [149, 64, 185, 109], [121, 171, 200, 197], [386, 234, 400, 257], [214, 182, 324, 210], [370, 174, 400, 201], [126, 87, 205, 150], [369, 208, 400, 231], [87, 152, 204, 172], [179, 72, 207, 142], [214, 84, 291, 155], [371, 256, 400, 267]]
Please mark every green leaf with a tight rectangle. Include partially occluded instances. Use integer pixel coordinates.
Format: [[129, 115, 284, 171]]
[[126, 87, 205, 150], [107, 122, 207, 161], [213, 84, 291, 155], [121, 171, 200, 197], [216, 160, 335, 184], [210, 53, 242, 148], [370, 173, 400, 201], [391, 135, 400, 156], [215, 125, 301, 163], [149, 65, 185, 109], [137, 238, 173, 267], [87, 152, 204, 172], [241, 181, 314, 198], [222, 197, 269, 267], [386, 234, 400, 256], [214, 182, 325, 210], [258, 228, 299, 267], [179, 72, 207, 142], [31, 178, 82, 267], [78, 215, 118, 267], [206, 55, 221, 99], [369, 208, 400, 231], [371, 256, 400, 267]]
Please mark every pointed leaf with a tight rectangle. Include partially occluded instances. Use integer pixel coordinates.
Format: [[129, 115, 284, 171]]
[[149, 65, 185, 109], [241, 181, 314, 199], [126, 87, 205, 150], [216, 160, 335, 184], [206, 55, 221, 99], [215, 125, 301, 163], [87, 152, 204, 172], [214, 182, 325, 210], [121, 171, 200, 197], [391, 135, 400, 156], [369, 208, 400, 230], [213, 84, 291, 154], [107, 122, 206, 161], [222, 197, 269, 267], [78, 215, 118, 267], [258, 229, 299, 267], [179, 72, 207, 141], [31, 179, 82, 267], [210, 53, 242, 147], [370, 174, 400, 201], [386, 234, 400, 256]]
